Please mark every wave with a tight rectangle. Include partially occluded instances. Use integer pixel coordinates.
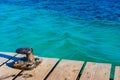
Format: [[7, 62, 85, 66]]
[[0, 3, 120, 66], [0, 0, 120, 21]]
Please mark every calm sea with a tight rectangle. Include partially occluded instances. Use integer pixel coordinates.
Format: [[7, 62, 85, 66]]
[[0, 0, 120, 74]]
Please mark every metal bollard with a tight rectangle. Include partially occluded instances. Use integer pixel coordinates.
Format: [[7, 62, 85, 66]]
[[13, 47, 42, 70]]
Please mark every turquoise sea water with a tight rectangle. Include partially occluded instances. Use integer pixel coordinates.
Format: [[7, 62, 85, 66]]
[[0, 1, 120, 76]]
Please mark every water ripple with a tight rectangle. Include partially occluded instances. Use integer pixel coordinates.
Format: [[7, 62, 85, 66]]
[[0, 3, 120, 67]]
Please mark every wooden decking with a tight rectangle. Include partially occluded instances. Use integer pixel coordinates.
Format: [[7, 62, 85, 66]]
[[0, 52, 119, 80]]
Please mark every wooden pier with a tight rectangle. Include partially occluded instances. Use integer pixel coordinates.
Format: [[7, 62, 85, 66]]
[[0, 52, 120, 80]]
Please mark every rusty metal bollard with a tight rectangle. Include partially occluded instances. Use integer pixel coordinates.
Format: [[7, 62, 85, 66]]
[[13, 47, 42, 70]]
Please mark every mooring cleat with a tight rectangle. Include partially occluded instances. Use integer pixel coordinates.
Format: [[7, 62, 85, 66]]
[[13, 47, 42, 70]]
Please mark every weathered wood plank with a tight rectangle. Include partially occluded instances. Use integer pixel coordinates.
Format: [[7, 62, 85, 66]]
[[80, 62, 111, 80], [15, 58, 59, 80], [47, 59, 84, 80], [0, 54, 25, 80], [0, 52, 16, 66], [114, 66, 120, 80]]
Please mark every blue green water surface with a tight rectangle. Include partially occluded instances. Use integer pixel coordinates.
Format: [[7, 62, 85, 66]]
[[0, 0, 120, 71]]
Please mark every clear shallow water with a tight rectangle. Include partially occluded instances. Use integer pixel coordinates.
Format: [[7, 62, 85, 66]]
[[0, 0, 120, 69]]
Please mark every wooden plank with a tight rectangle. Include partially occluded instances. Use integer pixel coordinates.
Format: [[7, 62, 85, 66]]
[[47, 59, 84, 80], [15, 58, 59, 80], [0, 52, 16, 66], [80, 62, 111, 80], [0, 54, 25, 80], [114, 66, 120, 80]]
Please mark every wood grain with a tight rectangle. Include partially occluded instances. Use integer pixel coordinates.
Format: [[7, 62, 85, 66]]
[[80, 62, 111, 80], [15, 58, 59, 80], [0, 52, 16, 66], [47, 59, 84, 80], [0, 54, 25, 80], [114, 66, 120, 80]]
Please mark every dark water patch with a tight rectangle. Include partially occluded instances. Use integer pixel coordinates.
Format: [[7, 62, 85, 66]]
[[0, 0, 120, 21]]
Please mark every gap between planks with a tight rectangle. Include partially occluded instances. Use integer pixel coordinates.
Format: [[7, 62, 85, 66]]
[[80, 62, 111, 80], [0, 52, 17, 66], [47, 59, 84, 80], [15, 58, 59, 80], [0, 54, 25, 80], [114, 66, 120, 80], [1, 52, 120, 80]]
